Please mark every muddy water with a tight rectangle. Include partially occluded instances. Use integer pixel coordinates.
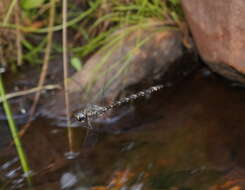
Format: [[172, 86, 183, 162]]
[[0, 68, 245, 190]]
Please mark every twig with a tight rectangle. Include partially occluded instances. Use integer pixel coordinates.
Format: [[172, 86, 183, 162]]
[[15, 3, 23, 66], [3, 0, 18, 26], [63, 0, 74, 152], [20, 0, 56, 136], [0, 41, 6, 66], [0, 84, 61, 103]]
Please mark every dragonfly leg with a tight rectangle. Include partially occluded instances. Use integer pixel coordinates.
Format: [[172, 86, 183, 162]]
[[87, 118, 94, 130]]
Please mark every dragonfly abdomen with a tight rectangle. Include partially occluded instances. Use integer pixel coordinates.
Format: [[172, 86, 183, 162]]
[[75, 84, 164, 126]]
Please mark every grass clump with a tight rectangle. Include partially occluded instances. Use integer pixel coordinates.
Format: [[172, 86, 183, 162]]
[[72, 0, 182, 61], [0, 0, 182, 69]]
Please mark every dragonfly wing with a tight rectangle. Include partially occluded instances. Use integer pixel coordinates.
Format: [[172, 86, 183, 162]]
[[90, 104, 104, 112]]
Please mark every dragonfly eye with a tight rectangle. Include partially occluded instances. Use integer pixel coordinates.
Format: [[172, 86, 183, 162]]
[[74, 112, 87, 122]]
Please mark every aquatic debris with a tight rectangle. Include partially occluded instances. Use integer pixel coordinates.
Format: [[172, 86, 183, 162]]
[[60, 172, 78, 189]]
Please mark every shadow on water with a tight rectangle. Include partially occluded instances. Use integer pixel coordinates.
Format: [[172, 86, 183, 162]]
[[0, 67, 245, 190]]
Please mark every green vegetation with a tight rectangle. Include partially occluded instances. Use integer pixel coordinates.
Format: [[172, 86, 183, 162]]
[[0, 74, 32, 186], [0, 0, 182, 68], [0, 0, 183, 188]]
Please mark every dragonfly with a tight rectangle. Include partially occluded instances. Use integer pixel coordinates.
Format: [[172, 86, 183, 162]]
[[74, 84, 164, 129]]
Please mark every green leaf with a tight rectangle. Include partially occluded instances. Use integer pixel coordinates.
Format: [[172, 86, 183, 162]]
[[71, 57, 82, 71], [20, 0, 45, 10], [169, 0, 180, 6]]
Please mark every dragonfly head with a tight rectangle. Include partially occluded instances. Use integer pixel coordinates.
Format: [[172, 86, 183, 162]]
[[74, 112, 87, 122]]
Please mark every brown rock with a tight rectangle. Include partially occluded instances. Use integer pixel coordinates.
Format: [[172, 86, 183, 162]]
[[182, 0, 245, 83], [40, 20, 192, 124]]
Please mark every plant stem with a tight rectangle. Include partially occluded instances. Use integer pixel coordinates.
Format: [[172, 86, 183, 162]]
[[0, 75, 32, 185], [3, 0, 18, 26], [63, 0, 74, 152], [20, 0, 56, 136]]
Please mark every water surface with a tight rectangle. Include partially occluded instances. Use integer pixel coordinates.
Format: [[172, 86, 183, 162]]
[[0, 68, 245, 190]]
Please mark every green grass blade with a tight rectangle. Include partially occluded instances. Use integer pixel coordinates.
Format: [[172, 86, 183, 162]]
[[0, 75, 32, 186]]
